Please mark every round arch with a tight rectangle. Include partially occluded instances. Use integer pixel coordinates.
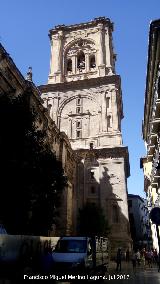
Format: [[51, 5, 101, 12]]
[[57, 94, 101, 118], [64, 38, 96, 56]]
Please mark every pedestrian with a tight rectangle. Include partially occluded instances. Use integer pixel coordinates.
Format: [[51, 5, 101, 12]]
[[147, 250, 153, 268], [136, 249, 141, 266], [131, 251, 137, 272], [158, 253, 160, 272], [116, 248, 122, 272], [141, 248, 146, 270], [126, 248, 130, 262], [153, 249, 158, 265]]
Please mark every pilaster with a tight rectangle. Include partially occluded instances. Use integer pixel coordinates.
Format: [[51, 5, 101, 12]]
[[97, 23, 106, 76], [111, 88, 119, 131]]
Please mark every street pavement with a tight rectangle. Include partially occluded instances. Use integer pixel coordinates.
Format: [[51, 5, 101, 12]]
[[103, 260, 160, 283], [55, 261, 160, 284], [1, 261, 160, 283]]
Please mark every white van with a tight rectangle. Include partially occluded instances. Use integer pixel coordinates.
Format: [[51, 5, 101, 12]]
[[52, 236, 109, 274]]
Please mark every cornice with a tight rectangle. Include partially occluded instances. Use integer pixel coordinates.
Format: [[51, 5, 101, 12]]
[[49, 17, 113, 38], [38, 75, 121, 93], [128, 194, 145, 203], [74, 146, 130, 177], [0, 43, 26, 90]]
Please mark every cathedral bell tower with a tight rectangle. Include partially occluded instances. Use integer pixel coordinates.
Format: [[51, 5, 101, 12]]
[[48, 17, 115, 84], [39, 17, 131, 254]]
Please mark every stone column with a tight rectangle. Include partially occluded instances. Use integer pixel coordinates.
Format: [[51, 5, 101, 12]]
[[54, 31, 63, 83], [98, 110, 102, 133], [101, 92, 107, 132], [72, 55, 76, 74], [111, 88, 119, 131], [105, 27, 113, 75], [51, 98, 55, 121], [49, 40, 54, 76], [98, 24, 104, 65], [88, 115, 90, 137], [70, 119, 73, 139], [85, 53, 90, 73], [98, 24, 105, 76]]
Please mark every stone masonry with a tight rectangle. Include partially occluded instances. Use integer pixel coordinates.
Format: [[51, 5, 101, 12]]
[[39, 17, 132, 253]]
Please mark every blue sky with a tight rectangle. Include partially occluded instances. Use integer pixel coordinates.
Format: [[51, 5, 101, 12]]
[[1, 0, 160, 197]]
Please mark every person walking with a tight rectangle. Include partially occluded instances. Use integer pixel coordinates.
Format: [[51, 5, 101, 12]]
[[116, 248, 122, 272], [131, 251, 137, 272], [126, 248, 130, 262], [158, 252, 160, 272], [153, 249, 158, 266], [141, 248, 146, 270], [147, 250, 153, 268], [136, 250, 141, 266]]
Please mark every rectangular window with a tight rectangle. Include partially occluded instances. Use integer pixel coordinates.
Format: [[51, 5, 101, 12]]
[[76, 130, 81, 138], [76, 120, 82, 128], [76, 98, 82, 106], [90, 142, 94, 150], [76, 107, 81, 114], [90, 171, 95, 179], [106, 97, 110, 108], [107, 115, 111, 128]]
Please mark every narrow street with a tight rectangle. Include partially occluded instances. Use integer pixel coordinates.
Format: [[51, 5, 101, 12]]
[[1, 262, 160, 284]]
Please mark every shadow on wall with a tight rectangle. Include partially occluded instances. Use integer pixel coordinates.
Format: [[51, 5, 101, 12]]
[[75, 149, 132, 259]]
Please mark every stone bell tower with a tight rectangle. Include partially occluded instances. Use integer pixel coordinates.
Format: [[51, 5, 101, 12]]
[[48, 16, 115, 84], [39, 17, 132, 253]]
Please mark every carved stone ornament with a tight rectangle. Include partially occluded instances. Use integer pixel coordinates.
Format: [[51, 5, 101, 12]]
[[65, 38, 96, 57]]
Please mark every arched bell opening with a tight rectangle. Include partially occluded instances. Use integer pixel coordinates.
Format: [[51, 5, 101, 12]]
[[77, 51, 85, 71], [89, 54, 96, 69]]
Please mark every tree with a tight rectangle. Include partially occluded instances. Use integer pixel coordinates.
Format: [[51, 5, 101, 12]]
[[78, 202, 110, 237], [0, 89, 67, 235]]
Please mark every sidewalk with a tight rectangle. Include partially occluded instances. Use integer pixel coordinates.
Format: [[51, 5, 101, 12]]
[[106, 261, 160, 284], [108, 259, 160, 272], [108, 260, 133, 273]]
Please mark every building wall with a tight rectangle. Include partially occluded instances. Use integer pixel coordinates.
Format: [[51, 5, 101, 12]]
[[141, 19, 160, 253], [0, 43, 76, 236], [128, 194, 151, 249], [42, 81, 122, 150]]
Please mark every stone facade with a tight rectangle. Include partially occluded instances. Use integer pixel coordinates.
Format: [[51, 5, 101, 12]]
[[0, 43, 76, 236], [39, 17, 131, 249], [39, 17, 131, 252], [41, 76, 123, 150]]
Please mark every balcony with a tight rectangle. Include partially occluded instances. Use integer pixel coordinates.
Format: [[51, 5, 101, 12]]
[[148, 134, 157, 146], [149, 119, 160, 135], [148, 74, 160, 140], [147, 144, 155, 156], [150, 144, 160, 184]]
